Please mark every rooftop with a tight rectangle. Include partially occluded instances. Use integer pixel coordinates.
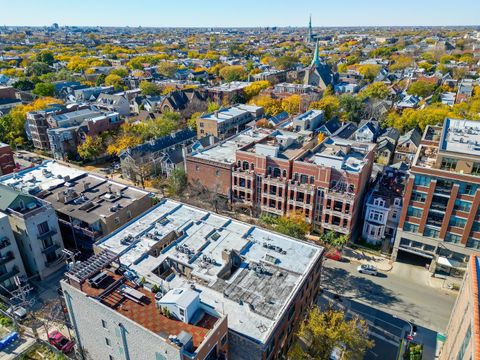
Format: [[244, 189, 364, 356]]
[[192, 128, 273, 164], [200, 105, 250, 123], [208, 81, 250, 92], [0, 161, 150, 225], [93, 199, 323, 343], [300, 137, 375, 173], [439, 118, 480, 157]]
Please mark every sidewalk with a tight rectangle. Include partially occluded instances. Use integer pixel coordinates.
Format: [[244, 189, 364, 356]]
[[342, 247, 393, 272]]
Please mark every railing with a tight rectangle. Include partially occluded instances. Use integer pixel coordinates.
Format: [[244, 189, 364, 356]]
[[38, 229, 57, 240], [0, 252, 14, 266], [0, 266, 19, 282]]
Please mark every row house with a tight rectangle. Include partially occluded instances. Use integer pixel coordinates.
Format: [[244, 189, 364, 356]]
[[232, 132, 375, 237]]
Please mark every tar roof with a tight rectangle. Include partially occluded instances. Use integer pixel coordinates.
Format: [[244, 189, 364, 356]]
[[95, 199, 323, 343]]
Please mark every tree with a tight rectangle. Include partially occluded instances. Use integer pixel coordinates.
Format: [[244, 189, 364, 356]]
[[77, 136, 104, 161], [33, 82, 55, 97], [275, 214, 309, 239], [359, 82, 389, 100], [13, 79, 35, 91], [95, 73, 106, 86], [26, 62, 51, 76], [250, 95, 283, 116], [357, 64, 381, 82], [110, 67, 129, 77], [104, 74, 124, 90], [187, 112, 202, 130], [244, 81, 271, 100], [167, 168, 187, 196], [281, 94, 301, 115], [320, 231, 349, 249], [274, 55, 299, 70], [309, 95, 340, 120], [407, 80, 437, 98], [288, 307, 374, 360], [36, 51, 55, 66], [157, 61, 178, 77], [207, 101, 220, 113], [219, 65, 247, 82], [139, 80, 161, 96], [389, 55, 413, 71], [340, 94, 364, 123]]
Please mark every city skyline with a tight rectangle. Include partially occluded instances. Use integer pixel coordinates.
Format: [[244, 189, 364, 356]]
[[1, 0, 479, 27]]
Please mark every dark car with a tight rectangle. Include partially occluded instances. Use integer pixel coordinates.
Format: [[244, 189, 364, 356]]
[[48, 330, 74, 353]]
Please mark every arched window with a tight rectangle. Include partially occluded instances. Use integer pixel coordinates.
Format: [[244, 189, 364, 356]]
[[237, 160, 241, 168], [282, 169, 287, 178], [273, 168, 281, 177], [251, 163, 255, 170], [242, 161, 249, 170]]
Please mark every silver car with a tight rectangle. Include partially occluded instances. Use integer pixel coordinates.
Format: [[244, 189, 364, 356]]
[[357, 264, 378, 276]]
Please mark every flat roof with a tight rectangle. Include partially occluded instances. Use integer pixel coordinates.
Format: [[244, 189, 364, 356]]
[[0, 161, 150, 224], [439, 118, 480, 157], [95, 199, 323, 343], [192, 128, 273, 164]]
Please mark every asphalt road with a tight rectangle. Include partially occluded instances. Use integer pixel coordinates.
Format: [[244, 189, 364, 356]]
[[322, 258, 457, 333]]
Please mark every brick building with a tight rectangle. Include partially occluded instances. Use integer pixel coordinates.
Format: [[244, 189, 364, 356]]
[[232, 133, 375, 237], [394, 118, 480, 275], [439, 254, 480, 360], [0, 143, 15, 175], [62, 199, 324, 360], [186, 128, 273, 196]]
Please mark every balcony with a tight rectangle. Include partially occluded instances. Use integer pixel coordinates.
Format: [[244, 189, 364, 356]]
[[0, 237, 11, 250], [0, 266, 19, 283], [429, 203, 447, 212], [42, 243, 60, 254], [0, 252, 14, 266], [38, 228, 57, 240]]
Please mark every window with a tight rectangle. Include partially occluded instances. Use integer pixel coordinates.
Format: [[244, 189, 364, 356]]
[[414, 175, 431, 187], [127, 211, 132, 219], [407, 206, 422, 218], [464, 184, 478, 196], [179, 308, 185, 317], [37, 221, 49, 235], [403, 222, 419, 233], [445, 233, 461, 244], [457, 325, 471, 360], [310, 176, 315, 184], [105, 337, 111, 346], [251, 163, 254, 170], [411, 191, 427, 203], [424, 227, 439, 238], [102, 319, 107, 328], [449, 217, 467, 228], [472, 162, 480, 176], [215, 170, 220, 176], [282, 169, 287, 178], [440, 157, 457, 171], [114, 217, 120, 225], [454, 200, 471, 212], [467, 238, 480, 250], [195, 165, 200, 171]]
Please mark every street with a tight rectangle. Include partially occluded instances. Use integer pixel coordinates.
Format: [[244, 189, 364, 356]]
[[322, 258, 457, 333]]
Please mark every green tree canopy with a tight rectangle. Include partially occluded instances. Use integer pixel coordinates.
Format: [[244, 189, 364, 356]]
[[33, 82, 55, 97]]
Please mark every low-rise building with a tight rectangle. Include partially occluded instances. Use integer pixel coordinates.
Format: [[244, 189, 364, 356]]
[[232, 134, 376, 237], [0, 185, 64, 280], [0, 213, 27, 291], [0, 161, 153, 254], [362, 167, 407, 251], [196, 105, 263, 140], [94, 93, 130, 116], [0, 143, 16, 175], [62, 199, 324, 360]]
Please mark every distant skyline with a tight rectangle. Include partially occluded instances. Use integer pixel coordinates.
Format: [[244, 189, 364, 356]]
[[1, 0, 479, 28]]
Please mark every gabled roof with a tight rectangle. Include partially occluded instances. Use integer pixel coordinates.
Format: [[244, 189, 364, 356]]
[[398, 127, 421, 147]]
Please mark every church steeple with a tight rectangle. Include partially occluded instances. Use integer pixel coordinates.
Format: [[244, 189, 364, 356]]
[[306, 14, 313, 43], [311, 40, 320, 67]]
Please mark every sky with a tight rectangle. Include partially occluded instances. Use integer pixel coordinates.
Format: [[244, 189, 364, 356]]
[[0, 0, 479, 28]]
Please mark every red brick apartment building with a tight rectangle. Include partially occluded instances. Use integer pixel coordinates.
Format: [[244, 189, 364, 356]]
[[439, 254, 480, 360], [393, 118, 480, 275], [0, 143, 16, 175], [187, 128, 375, 237]]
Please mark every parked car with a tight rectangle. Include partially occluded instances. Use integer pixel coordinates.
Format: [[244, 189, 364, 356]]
[[357, 264, 378, 276], [325, 249, 342, 261], [48, 330, 74, 353]]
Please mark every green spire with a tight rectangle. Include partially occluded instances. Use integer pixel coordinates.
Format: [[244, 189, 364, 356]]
[[311, 40, 320, 67]]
